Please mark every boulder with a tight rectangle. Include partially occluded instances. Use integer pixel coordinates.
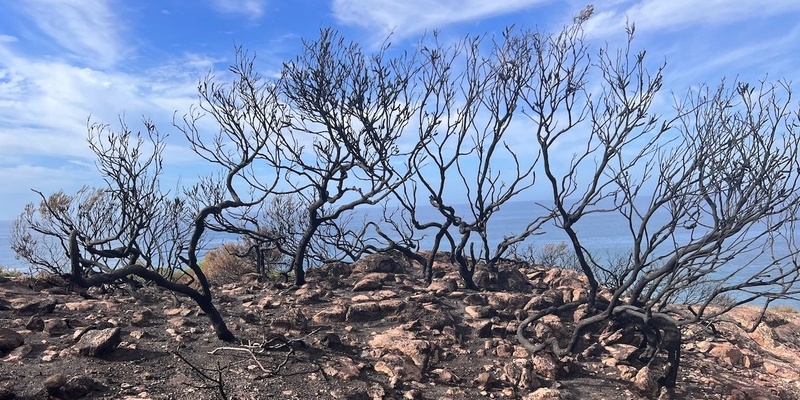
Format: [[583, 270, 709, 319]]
[[523, 388, 563, 400], [374, 354, 422, 385], [312, 304, 348, 324], [0, 328, 24, 353], [44, 318, 71, 336], [43, 374, 101, 399], [346, 302, 383, 322], [351, 252, 409, 274], [12, 298, 56, 315], [352, 273, 391, 292], [633, 366, 658, 396], [73, 327, 121, 357]]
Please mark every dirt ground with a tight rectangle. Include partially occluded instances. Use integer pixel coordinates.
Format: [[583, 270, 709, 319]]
[[1, 256, 799, 400]]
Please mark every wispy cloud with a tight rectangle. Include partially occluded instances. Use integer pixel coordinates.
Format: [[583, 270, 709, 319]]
[[584, 0, 800, 38], [331, 0, 550, 42], [209, 0, 268, 20], [16, 0, 127, 68]]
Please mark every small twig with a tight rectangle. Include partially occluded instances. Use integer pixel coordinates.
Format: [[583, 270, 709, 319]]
[[174, 351, 228, 400], [208, 346, 269, 373]]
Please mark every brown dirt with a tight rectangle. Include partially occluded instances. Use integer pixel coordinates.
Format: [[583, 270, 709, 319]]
[[1, 257, 799, 400]]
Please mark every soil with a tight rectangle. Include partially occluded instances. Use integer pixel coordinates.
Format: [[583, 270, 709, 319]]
[[0, 256, 799, 400]]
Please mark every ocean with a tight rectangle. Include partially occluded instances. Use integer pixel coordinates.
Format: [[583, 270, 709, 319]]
[[2, 201, 797, 307]]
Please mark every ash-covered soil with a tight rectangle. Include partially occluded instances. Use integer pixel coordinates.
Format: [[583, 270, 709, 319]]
[[1, 253, 799, 400]]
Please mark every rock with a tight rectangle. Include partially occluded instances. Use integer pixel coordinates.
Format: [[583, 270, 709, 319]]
[[463, 293, 488, 306], [0, 328, 24, 353], [709, 343, 743, 367], [43, 374, 68, 396], [374, 354, 422, 384], [369, 327, 432, 367], [25, 316, 45, 332], [486, 292, 530, 311], [269, 309, 308, 333], [605, 344, 638, 363], [131, 309, 154, 327], [432, 368, 460, 383], [44, 318, 71, 336], [352, 273, 389, 292], [532, 353, 560, 381], [312, 304, 348, 323], [12, 298, 56, 315], [523, 387, 562, 400], [525, 289, 563, 310], [44, 374, 101, 399], [321, 356, 363, 380], [464, 305, 494, 319], [633, 366, 658, 396], [3, 343, 32, 362], [499, 358, 541, 390], [427, 279, 457, 293], [352, 252, 409, 274], [472, 371, 496, 390], [346, 302, 383, 322], [73, 327, 122, 357]]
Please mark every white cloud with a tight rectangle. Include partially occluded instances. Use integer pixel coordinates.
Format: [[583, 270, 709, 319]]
[[209, 0, 267, 20], [583, 0, 800, 38], [17, 0, 127, 68], [332, 0, 549, 41]]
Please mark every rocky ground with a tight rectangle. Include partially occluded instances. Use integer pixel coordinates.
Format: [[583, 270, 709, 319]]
[[1, 252, 799, 400]]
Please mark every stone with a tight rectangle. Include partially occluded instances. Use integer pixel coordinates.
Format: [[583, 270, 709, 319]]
[[352, 252, 408, 274], [12, 298, 56, 315], [131, 309, 154, 327], [374, 354, 422, 384], [45, 374, 101, 399], [525, 290, 563, 310], [312, 304, 348, 323], [269, 309, 308, 333], [605, 344, 638, 363], [322, 356, 362, 380], [44, 318, 71, 336], [25, 316, 45, 332], [532, 353, 560, 381], [523, 387, 562, 400], [486, 292, 530, 311], [73, 327, 122, 357], [369, 327, 432, 367], [463, 293, 487, 306], [427, 279, 457, 293], [352, 273, 388, 292], [708, 343, 743, 367], [0, 328, 24, 353], [472, 372, 495, 390], [633, 366, 658, 396], [346, 302, 383, 322], [3, 343, 32, 362], [499, 358, 541, 390], [465, 305, 494, 319]]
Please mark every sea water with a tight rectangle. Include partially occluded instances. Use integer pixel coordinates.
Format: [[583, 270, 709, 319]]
[[2, 201, 797, 307]]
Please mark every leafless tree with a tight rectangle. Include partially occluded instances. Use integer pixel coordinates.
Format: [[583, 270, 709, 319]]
[[383, 29, 551, 289], [275, 29, 419, 286], [515, 12, 800, 391], [13, 118, 237, 341]]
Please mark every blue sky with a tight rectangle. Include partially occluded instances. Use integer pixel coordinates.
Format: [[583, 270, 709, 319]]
[[1, 0, 799, 220]]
